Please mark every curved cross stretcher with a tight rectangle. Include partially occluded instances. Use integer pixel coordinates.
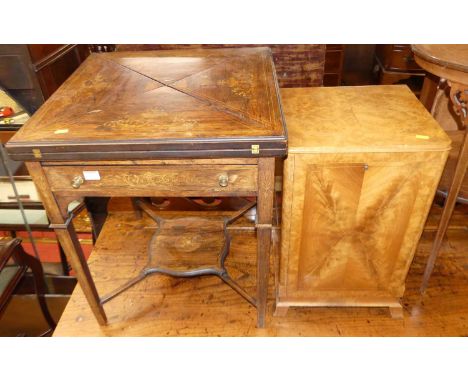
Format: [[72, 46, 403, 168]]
[[100, 198, 258, 307]]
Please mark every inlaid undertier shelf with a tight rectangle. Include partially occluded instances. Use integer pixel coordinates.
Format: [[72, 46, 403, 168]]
[[100, 198, 257, 307]]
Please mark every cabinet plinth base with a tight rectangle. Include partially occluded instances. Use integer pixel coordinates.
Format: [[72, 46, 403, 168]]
[[275, 298, 403, 319]]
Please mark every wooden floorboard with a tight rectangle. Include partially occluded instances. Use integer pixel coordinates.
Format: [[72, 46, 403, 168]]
[[54, 200, 468, 336]]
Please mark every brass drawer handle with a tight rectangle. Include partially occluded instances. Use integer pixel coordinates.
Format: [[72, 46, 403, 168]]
[[71, 175, 84, 189], [218, 174, 229, 187], [403, 53, 415, 63]]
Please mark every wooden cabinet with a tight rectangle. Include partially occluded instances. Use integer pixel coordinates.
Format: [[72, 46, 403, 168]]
[[374, 44, 425, 96], [276, 86, 451, 317], [376, 44, 422, 73], [0, 44, 89, 113], [323, 44, 345, 86]]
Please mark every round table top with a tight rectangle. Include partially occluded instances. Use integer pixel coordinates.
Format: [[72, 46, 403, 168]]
[[412, 44, 468, 73]]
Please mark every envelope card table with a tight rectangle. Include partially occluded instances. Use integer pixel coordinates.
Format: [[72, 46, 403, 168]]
[[6, 47, 287, 327]]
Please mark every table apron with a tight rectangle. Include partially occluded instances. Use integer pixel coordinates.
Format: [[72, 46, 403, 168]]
[[43, 164, 259, 197]]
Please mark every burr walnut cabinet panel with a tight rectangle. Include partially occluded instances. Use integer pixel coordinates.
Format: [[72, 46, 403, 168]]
[[277, 86, 451, 318]]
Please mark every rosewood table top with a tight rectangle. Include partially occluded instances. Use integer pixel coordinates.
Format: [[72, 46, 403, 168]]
[[412, 44, 468, 86], [6, 47, 287, 161], [412, 44, 468, 75]]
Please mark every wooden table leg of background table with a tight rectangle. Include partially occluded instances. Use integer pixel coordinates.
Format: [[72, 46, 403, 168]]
[[256, 157, 275, 328], [420, 73, 440, 111], [26, 162, 107, 325], [421, 82, 468, 293], [421, 129, 468, 293]]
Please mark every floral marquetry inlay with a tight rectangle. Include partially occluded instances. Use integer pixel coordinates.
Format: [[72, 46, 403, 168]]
[[217, 72, 254, 98]]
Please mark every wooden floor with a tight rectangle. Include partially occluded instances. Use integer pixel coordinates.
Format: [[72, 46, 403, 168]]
[[54, 200, 468, 336]]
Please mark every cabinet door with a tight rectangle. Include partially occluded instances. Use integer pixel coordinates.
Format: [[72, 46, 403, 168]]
[[282, 153, 442, 300]]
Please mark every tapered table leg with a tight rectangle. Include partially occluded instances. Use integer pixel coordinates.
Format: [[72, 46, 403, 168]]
[[26, 162, 107, 325], [256, 157, 275, 328], [421, 129, 468, 293], [54, 224, 107, 324], [420, 81, 468, 293]]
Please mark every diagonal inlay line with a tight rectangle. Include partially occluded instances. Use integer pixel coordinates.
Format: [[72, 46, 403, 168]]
[[171, 54, 276, 128], [98, 55, 269, 129]]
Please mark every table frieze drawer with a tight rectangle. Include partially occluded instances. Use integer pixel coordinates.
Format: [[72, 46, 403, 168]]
[[43, 165, 258, 196]]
